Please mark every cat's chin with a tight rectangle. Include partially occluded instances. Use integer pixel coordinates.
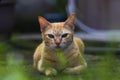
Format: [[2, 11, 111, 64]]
[[47, 45, 67, 51], [55, 46, 61, 48], [54, 46, 67, 51], [52, 46, 64, 51]]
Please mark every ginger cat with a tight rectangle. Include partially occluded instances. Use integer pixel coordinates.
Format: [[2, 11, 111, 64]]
[[33, 14, 87, 76]]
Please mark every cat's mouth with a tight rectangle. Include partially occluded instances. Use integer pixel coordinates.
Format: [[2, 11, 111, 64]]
[[56, 46, 61, 48]]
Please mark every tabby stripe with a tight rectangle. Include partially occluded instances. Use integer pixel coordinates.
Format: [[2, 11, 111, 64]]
[[44, 57, 57, 63], [67, 52, 74, 59]]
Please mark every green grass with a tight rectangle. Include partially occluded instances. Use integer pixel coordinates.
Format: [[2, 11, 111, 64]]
[[0, 42, 10, 54], [0, 41, 120, 80]]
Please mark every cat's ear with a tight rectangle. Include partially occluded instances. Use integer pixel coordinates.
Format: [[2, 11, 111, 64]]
[[65, 14, 76, 30], [38, 16, 50, 32]]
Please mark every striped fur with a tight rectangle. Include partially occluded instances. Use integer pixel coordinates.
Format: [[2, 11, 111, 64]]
[[33, 14, 87, 76]]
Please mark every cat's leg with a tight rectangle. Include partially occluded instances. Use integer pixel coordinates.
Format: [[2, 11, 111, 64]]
[[45, 67, 57, 76], [63, 54, 87, 74], [37, 60, 44, 72], [33, 47, 41, 68], [37, 60, 57, 76], [63, 63, 87, 74]]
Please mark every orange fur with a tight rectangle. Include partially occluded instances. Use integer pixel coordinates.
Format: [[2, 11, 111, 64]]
[[33, 14, 87, 76]]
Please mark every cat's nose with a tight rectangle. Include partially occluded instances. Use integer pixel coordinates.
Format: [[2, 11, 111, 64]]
[[55, 39, 61, 46]]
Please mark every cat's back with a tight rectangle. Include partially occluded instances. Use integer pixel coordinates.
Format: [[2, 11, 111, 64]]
[[74, 37, 84, 53], [35, 42, 44, 53]]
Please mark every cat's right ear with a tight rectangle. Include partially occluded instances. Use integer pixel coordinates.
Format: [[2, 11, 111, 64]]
[[38, 16, 50, 32], [65, 14, 76, 30]]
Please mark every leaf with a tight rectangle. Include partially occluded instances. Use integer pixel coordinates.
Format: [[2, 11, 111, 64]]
[[57, 50, 67, 68]]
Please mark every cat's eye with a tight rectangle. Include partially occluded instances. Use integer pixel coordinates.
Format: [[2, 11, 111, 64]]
[[48, 34, 54, 38], [62, 33, 68, 38]]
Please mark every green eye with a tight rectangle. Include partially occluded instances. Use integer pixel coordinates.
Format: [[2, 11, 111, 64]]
[[48, 34, 54, 38], [62, 33, 68, 38]]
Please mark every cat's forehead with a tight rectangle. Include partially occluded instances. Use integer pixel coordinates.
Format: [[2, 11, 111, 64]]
[[45, 22, 71, 34], [51, 22, 65, 30]]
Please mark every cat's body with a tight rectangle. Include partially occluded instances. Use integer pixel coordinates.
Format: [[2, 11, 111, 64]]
[[33, 14, 87, 76]]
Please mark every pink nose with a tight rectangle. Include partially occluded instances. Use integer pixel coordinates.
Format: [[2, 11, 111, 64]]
[[55, 39, 61, 46]]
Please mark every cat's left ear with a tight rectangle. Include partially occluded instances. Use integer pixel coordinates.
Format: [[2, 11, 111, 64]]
[[38, 16, 50, 32], [65, 14, 76, 30]]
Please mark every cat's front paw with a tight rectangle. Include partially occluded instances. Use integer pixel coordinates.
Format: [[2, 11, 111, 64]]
[[45, 68, 57, 76], [62, 68, 80, 74]]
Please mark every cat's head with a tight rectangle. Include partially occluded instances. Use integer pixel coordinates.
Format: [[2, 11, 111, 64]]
[[38, 14, 75, 50]]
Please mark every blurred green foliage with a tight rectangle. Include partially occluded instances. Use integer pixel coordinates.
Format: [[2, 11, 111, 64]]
[[57, 50, 67, 68], [0, 41, 120, 80], [1, 55, 28, 80], [0, 42, 10, 54]]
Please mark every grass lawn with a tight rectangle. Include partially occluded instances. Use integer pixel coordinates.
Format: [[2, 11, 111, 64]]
[[0, 39, 120, 80]]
